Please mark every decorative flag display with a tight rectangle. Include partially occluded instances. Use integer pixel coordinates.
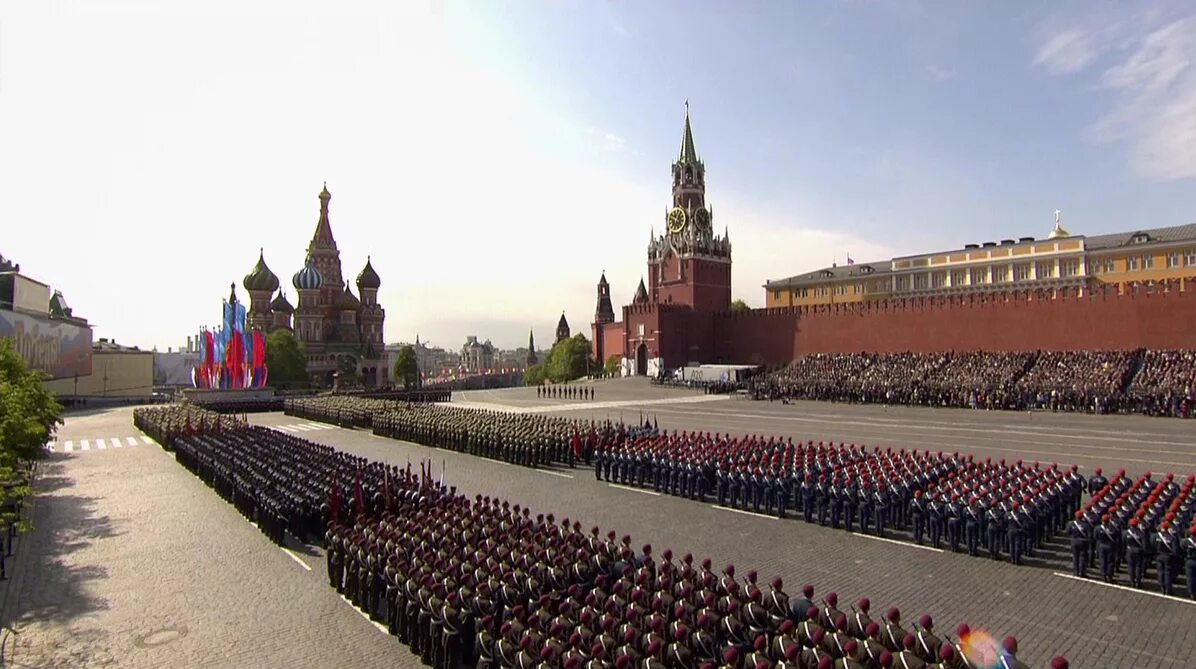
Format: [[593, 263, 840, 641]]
[[192, 290, 268, 389]]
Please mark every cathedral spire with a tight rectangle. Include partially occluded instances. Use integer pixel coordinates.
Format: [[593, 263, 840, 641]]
[[679, 100, 699, 165], [312, 183, 336, 245]]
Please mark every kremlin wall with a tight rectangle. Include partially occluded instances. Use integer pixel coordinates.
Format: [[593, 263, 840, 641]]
[[592, 107, 1196, 374]]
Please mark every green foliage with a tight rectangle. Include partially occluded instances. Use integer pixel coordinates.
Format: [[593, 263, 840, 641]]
[[523, 364, 547, 386], [393, 345, 419, 389], [266, 329, 310, 390], [730, 298, 750, 313], [604, 355, 621, 377], [0, 339, 63, 532], [546, 334, 593, 383]]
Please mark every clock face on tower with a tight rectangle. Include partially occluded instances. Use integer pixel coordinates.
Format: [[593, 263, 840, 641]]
[[667, 207, 687, 234], [693, 207, 710, 232]]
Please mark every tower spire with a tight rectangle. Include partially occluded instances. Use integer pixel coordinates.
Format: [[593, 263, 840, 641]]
[[679, 100, 699, 164]]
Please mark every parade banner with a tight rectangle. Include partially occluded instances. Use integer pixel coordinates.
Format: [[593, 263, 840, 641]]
[[192, 294, 267, 389], [0, 310, 92, 379]]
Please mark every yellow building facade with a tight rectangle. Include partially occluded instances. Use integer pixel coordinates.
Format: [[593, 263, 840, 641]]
[[43, 339, 154, 398], [764, 222, 1196, 309]]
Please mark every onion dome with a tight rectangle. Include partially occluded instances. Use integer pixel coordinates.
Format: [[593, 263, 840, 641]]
[[243, 249, 280, 292], [270, 290, 294, 314], [340, 285, 361, 310], [356, 256, 381, 291], [292, 257, 325, 291]]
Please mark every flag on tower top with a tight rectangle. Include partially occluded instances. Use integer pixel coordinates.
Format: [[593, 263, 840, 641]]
[[846, 254, 855, 266]]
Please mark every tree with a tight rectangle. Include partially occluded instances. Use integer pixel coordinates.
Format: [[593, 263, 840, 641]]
[[523, 364, 547, 386], [0, 339, 63, 532], [730, 298, 750, 313], [604, 355, 621, 377], [392, 345, 419, 389], [265, 330, 309, 390], [546, 334, 593, 382]]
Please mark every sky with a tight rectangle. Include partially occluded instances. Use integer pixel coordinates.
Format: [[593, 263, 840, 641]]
[[3, 1, 1196, 352]]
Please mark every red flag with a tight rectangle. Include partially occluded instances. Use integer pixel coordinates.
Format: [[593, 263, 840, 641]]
[[571, 429, 582, 458], [329, 476, 341, 525], [354, 467, 366, 517]]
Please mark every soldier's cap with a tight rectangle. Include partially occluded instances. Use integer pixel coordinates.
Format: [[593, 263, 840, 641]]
[[1075, 510, 1083, 519], [811, 628, 825, 643], [615, 655, 630, 669], [865, 622, 880, 637], [956, 624, 969, 638], [1002, 636, 1017, 654], [902, 633, 916, 650], [724, 647, 739, 664], [919, 614, 933, 629], [784, 644, 799, 661], [1190, 526, 1196, 536], [939, 645, 954, 661], [802, 584, 815, 598], [817, 658, 832, 669], [1050, 658, 1069, 669], [857, 598, 870, 612]]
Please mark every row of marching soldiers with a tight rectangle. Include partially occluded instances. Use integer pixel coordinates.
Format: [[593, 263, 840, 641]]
[[133, 405, 1071, 668], [325, 484, 1073, 669]]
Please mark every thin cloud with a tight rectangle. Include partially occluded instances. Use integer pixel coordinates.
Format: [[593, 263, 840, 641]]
[[1034, 28, 1098, 75], [1088, 15, 1196, 181], [923, 64, 956, 81]]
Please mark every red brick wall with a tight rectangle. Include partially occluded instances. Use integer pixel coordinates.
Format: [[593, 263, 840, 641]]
[[713, 280, 1196, 365]]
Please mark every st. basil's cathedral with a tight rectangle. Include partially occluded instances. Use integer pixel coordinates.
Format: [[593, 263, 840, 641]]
[[240, 184, 388, 387]]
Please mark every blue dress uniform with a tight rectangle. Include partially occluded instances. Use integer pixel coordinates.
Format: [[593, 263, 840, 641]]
[[802, 476, 816, 523], [1125, 520, 1148, 588], [830, 480, 843, 529], [946, 498, 962, 553], [874, 487, 889, 538], [910, 492, 926, 545], [964, 501, 981, 557], [1007, 505, 1025, 566], [817, 477, 830, 526], [928, 497, 945, 550], [1184, 529, 1196, 600], [1154, 526, 1179, 596], [985, 507, 1004, 560], [1067, 513, 1090, 578], [1096, 517, 1117, 582]]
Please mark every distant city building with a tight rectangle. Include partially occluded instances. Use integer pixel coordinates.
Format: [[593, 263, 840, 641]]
[[526, 329, 538, 366], [387, 336, 459, 380], [461, 336, 495, 372], [555, 312, 571, 344], [239, 184, 388, 387]]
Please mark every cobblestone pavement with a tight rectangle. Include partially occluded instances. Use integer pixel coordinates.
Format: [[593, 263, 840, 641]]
[[10, 381, 1195, 669], [2, 408, 420, 669]]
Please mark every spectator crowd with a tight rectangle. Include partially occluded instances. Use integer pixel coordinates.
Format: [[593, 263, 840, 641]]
[[752, 348, 1195, 417]]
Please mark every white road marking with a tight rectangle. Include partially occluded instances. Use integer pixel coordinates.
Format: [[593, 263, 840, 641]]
[[711, 505, 779, 521], [80, 440, 90, 451], [275, 425, 297, 432], [608, 483, 661, 496], [848, 531, 943, 553], [304, 423, 331, 430], [95, 439, 106, 450], [63, 441, 74, 453], [1052, 572, 1196, 605], [110, 438, 122, 449], [537, 470, 575, 479], [281, 546, 313, 571], [126, 437, 138, 446], [338, 594, 391, 634], [140, 436, 155, 445]]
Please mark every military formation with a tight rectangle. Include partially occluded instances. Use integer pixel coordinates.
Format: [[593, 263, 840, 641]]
[[132, 405, 1073, 668], [280, 394, 1196, 598], [537, 385, 596, 401]]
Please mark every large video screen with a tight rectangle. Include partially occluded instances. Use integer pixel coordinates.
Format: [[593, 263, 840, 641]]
[[0, 310, 93, 379]]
